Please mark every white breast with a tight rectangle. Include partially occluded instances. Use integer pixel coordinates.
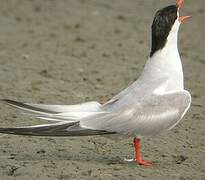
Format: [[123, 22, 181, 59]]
[[139, 19, 184, 92]]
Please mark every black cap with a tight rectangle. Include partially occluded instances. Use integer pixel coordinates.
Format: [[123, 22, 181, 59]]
[[150, 5, 178, 57]]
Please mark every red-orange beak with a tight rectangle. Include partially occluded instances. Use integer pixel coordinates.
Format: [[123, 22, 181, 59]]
[[176, 0, 191, 23], [179, 16, 191, 23]]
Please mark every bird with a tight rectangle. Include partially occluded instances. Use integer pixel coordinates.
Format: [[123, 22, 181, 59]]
[[0, 0, 191, 166]]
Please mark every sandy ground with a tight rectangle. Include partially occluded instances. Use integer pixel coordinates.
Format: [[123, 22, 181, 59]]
[[0, 0, 204, 179]]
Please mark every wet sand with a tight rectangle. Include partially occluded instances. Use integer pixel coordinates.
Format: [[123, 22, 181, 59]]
[[0, 0, 204, 179]]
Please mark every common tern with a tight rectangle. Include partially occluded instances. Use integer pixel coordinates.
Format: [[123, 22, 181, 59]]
[[0, 0, 191, 166]]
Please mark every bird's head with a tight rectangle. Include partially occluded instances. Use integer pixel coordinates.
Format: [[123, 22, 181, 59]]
[[150, 0, 191, 57]]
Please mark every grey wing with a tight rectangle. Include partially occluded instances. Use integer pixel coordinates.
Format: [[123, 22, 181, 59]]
[[0, 90, 191, 137], [103, 76, 169, 108], [81, 90, 191, 136], [0, 121, 114, 136]]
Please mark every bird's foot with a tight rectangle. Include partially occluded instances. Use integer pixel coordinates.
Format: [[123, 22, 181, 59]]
[[136, 158, 153, 166], [124, 158, 153, 166]]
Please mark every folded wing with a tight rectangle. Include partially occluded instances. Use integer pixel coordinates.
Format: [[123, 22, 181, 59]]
[[0, 121, 114, 136], [81, 90, 191, 136], [0, 90, 191, 137]]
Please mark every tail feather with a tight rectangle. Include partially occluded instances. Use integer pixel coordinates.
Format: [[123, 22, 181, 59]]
[[26, 101, 102, 113], [2, 99, 58, 115], [2, 99, 103, 122], [0, 99, 115, 136], [2, 99, 101, 114]]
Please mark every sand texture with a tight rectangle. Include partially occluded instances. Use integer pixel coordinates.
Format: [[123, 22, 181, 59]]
[[0, 0, 204, 179]]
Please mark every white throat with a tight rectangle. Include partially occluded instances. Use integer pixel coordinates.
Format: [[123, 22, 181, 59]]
[[139, 19, 184, 92]]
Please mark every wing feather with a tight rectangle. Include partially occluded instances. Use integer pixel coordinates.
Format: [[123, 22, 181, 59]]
[[0, 121, 115, 136], [81, 90, 191, 136]]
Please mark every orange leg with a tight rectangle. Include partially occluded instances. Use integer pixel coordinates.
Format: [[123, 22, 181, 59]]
[[133, 138, 153, 166]]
